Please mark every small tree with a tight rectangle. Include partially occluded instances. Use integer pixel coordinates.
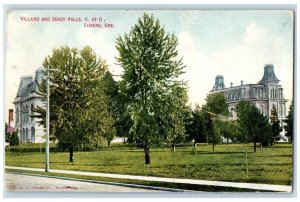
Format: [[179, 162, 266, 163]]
[[236, 101, 271, 152], [5, 123, 19, 146], [105, 128, 116, 147], [10, 132, 20, 146], [205, 113, 219, 151], [202, 92, 228, 151], [227, 122, 240, 143], [213, 120, 237, 143], [5, 123, 10, 143], [186, 105, 207, 148], [283, 102, 293, 143], [270, 104, 281, 145]]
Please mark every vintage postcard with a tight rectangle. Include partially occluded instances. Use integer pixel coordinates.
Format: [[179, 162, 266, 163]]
[[4, 8, 294, 195]]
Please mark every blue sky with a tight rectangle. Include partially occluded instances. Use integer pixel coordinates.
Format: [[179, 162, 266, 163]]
[[5, 9, 294, 115]]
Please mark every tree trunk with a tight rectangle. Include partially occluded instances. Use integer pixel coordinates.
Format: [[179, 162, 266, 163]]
[[172, 144, 176, 152], [108, 141, 111, 147], [144, 145, 150, 165], [253, 141, 256, 153], [212, 143, 215, 151], [69, 146, 74, 162]]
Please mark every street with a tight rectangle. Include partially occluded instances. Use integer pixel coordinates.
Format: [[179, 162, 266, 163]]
[[5, 173, 164, 192]]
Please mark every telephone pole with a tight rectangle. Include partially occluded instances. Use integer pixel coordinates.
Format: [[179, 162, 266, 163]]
[[45, 68, 59, 172]]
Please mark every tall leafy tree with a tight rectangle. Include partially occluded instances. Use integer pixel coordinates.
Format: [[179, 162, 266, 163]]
[[33, 46, 114, 161], [116, 13, 187, 164], [236, 101, 271, 152], [283, 102, 293, 143]]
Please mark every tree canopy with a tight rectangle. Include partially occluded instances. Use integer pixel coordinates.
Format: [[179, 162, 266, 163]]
[[236, 101, 271, 152], [116, 13, 188, 164], [33, 46, 115, 161], [202, 92, 229, 116]]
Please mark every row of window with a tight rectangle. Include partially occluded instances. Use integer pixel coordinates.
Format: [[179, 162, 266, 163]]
[[226, 87, 284, 100], [16, 104, 35, 124], [252, 87, 264, 98], [19, 127, 35, 141], [225, 88, 245, 101], [229, 104, 285, 117], [270, 88, 283, 99]]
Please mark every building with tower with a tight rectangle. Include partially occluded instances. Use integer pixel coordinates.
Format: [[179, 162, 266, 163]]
[[210, 64, 288, 141], [13, 68, 45, 143]]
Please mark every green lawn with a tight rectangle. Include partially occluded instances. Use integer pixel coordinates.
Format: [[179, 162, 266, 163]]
[[5, 143, 293, 185]]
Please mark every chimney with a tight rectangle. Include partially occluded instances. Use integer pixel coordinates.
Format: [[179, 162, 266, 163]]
[[9, 109, 13, 127], [241, 80, 244, 86]]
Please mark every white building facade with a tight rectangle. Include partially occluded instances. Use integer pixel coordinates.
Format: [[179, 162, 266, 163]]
[[13, 68, 45, 143], [210, 64, 288, 141]]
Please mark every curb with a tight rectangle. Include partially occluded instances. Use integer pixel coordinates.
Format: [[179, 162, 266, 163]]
[[5, 166, 292, 192]]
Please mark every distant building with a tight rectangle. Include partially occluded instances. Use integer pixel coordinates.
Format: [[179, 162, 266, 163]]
[[13, 68, 45, 143], [7, 109, 15, 134], [210, 64, 288, 142]]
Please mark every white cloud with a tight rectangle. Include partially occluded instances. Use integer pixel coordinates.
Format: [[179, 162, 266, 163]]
[[5, 13, 122, 114], [178, 22, 293, 108], [5, 12, 71, 113], [74, 28, 122, 76]]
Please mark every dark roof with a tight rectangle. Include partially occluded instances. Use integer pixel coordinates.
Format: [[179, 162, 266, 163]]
[[259, 64, 279, 83], [16, 68, 43, 98]]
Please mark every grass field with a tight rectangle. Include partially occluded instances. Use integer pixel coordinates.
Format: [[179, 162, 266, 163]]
[[5, 143, 293, 186]]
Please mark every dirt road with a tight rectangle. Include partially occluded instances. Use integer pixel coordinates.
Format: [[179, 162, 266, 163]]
[[5, 173, 164, 192]]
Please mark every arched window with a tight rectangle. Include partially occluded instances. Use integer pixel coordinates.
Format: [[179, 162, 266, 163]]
[[31, 127, 35, 141], [270, 89, 274, 99], [253, 87, 256, 98], [22, 128, 25, 141], [280, 105, 283, 116], [241, 88, 245, 99], [31, 104, 34, 122], [259, 88, 263, 98], [279, 88, 283, 99], [16, 108, 19, 123], [25, 128, 28, 140]]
